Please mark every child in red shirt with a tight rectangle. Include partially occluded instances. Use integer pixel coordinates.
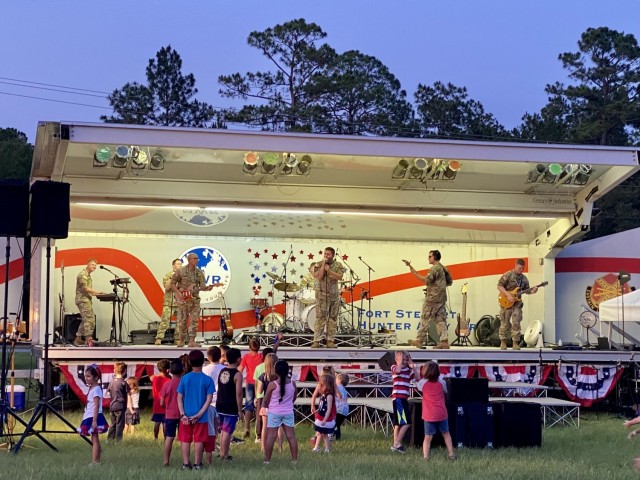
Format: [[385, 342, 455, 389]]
[[160, 359, 184, 467], [152, 359, 172, 440]]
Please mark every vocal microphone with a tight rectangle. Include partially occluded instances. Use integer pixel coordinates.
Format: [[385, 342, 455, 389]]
[[99, 265, 105, 269]]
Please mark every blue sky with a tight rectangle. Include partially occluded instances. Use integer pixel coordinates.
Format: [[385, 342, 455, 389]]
[[1, 1, 638, 142]]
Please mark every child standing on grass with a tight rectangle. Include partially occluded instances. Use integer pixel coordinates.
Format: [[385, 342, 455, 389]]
[[204, 402, 220, 466], [334, 373, 350, 440], [417, 361, 455, 461], [152, 359, 172, 440], [262, 360, 298, 464], [160, 359, 184, 467], [390, 350, 415, 453], [78, 364, 108, 466], [257, 353, 281, 451], [238, 338, 263, 440], [107, 361, 128, 442], [216, 347, 244, 461], [312, 374, 336, 453], [124, 376, 140, 434], [177, 349, 215, 470]]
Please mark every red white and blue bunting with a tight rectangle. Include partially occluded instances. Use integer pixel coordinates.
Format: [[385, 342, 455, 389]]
[[556, 363, 624, 407]]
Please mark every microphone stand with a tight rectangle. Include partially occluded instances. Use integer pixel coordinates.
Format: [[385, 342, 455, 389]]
[[101, 266, 121, 346], [337, 251, 359, 333], [358, 256, 375, 348], [280, 245, 294, 332]]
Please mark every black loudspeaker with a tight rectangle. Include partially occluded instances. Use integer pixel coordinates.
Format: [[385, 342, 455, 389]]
[[63, 313, 82, 341], [0, 180, 29, 237], [597, 337, 610, 350], [493, 401, 542, 447], [129, 328, 174, 345], [407, 398, 423, 447], [30, 181, 70, 238], [465, 402, 495, 448], [446, 377, 489, 403], [377, 352, 395, 371]]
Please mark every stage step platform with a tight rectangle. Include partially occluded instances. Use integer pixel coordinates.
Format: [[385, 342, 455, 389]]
[[234, 329, 397, 348]]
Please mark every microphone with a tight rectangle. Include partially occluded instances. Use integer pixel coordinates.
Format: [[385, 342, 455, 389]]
[[358, 256, 362, 260], [99, 265, 105, 269]]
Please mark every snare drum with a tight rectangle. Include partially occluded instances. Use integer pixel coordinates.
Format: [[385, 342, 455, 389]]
[[299, 288, 316, 305], [301, 304, 316, 332], [284, 297, 303, 321], [263, 313, 284, 332], [250, 298, 269, 308]]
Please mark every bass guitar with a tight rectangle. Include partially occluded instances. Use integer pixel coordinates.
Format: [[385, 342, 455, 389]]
[[498, 281, 548, 309], [455, 283, 470, 337]]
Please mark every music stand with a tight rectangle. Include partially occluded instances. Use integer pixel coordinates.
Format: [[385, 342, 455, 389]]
[[13, 238, 91, 453]]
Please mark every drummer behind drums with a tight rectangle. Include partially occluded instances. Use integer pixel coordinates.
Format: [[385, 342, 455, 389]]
[[311, 247, 345, 348]]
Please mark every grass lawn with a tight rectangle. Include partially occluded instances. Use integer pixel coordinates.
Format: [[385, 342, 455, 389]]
[[0, 410, 639, 479]]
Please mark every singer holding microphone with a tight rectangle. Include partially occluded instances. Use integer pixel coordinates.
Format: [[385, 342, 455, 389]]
[[310, 247, 345, 348], [73, 258, 106, 346]]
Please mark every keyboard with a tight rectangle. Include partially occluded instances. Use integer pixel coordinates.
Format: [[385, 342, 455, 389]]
[[96, 293, 118, 302], [110, 277, 131, 285]]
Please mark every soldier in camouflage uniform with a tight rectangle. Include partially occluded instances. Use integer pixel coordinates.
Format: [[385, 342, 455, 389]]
[[497, 259, 538, 350], [170, 253, 213, 348], [311, 247, 345, 348], [154, 258, 182, 345], [73, 258, 104, 346], [407, 250, 449, 349]]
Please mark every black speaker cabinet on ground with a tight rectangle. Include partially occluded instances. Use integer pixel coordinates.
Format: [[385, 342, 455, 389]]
[[464, 402, 495, 448], [30, 181, 70, 239], [493, 401, 542, 447], [63, 313, 82, 341], [446, 377, 489, 403], [0, 180, 29, 237]]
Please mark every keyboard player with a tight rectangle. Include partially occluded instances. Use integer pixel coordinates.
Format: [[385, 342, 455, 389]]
[[73, 258, 106, 346]]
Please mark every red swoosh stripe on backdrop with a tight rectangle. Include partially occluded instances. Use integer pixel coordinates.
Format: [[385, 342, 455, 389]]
[[0, 258, 24, 285]]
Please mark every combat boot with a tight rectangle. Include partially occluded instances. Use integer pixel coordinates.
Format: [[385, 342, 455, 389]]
[[310, 342, 321, 348], [512, 339, 521, 351], [154, 338, 162, 345], [326, 341, 337, 349], [188, 337, 198, 348], [434, 340, 450, 350], [500, 340, 507, 350], [73, 336, 84, 347]]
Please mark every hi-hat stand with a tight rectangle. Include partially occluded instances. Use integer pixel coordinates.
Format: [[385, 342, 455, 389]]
[[13, 238, 91, 453]]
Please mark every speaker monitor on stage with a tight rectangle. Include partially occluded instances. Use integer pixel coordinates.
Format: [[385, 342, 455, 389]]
[[377, 351, 395, 371], [63, 313, 82, 342], [597, 337, 611, 350], [0, 180, 29, 237]]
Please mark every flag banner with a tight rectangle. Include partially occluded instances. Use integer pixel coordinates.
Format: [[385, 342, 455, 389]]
[[556, 363, 623, 407]]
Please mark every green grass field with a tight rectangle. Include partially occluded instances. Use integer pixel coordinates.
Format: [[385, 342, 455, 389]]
[[0, 410, 638, 479]]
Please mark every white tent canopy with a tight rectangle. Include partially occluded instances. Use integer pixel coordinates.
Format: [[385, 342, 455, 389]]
[[600, 288, 640, 324]]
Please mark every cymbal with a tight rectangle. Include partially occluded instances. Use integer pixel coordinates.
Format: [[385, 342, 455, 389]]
[[266, 272, 284, 283], [274, 282, 300, 292]]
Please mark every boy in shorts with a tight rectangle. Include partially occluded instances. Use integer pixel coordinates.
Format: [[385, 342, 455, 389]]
[[160, 359, 183, 467], [216, 347, 243, 461], [390, 350, 415, 453]]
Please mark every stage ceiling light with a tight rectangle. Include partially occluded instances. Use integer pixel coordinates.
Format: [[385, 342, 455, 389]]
[[442, 160, 461, 180], [618, 270, 631, 285], [391, 159, 409, 179], [573, 164, 592, 185], [526, 164, 546, 183], [297, 155, 312, 175], [282, 153, 298, 175], [540, 163, 563, 183], [408, 158, 430, 179], [130, 146, 148, 168], [150, 152, 165, 170], [262, 152, 281, 174], [243, 152, 259, 174], [93, 145, 110, 167], [113, 145, 130, 168]]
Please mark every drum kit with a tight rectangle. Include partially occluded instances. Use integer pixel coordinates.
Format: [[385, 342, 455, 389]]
[[252, 271, 359, 334]]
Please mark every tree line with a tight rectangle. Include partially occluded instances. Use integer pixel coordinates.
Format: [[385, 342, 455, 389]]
[[2, 20, 639, 238]]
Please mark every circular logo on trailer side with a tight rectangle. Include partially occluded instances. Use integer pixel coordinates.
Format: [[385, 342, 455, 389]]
[[180, 246, 231, 304], [173, 208, 228, 227]]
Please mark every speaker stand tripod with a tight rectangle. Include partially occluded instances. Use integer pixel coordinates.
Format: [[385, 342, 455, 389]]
[[13, 238, 91, 453]]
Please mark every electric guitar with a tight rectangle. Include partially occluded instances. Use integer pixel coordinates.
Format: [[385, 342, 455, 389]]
[[178, 282, 224, 302], [455, 283, 470, 337], [498, 281, 548, 308]]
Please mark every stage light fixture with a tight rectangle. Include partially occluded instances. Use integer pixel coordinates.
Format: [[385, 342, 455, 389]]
[[262, 152, 281, 174], [392, 159, 409, 179], [130, 146, 148, 168], [573, 164, 592, 185], [618, 270, 631, 285], [243, 152, 259, 174], [442, 160, 461, 180], [282, 153, 299, 175], [526, 164, 546, 183], [408, 158, 430, 179], [113, 145, 130, 168], [93, 145, 110, 167], [540, 163, 563, 183], [297, 155, 312, 175], [150, 152, 165, 170]]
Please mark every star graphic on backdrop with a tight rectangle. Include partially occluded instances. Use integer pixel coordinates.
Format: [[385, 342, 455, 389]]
[[254, 252, 260, 258], [267, 291, 273, 298], [263, 262, 268, 266], [250, 273, 255, 278], [254, 277, 260, 284], [318, 250, 323, 255], [341, 254, 349, 261], [291, 268, 297, 275], [308, 253, 314, 260], [281, 250, 286, 254], [290, 256, 296, 262], [271, 266, 278, 273], [247, 248, 252, 253], [254, 265, 261, 271], [272, 253, 278, 259], [299, 250, 304, 255], [264, 249, 268, 253]]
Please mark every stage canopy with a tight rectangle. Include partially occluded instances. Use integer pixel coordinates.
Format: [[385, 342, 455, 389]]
[[31, 122, 639, 246], [600, 288, 640, 324]]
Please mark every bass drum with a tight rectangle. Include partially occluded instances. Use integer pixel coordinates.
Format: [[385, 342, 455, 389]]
[[299, 288, 316, 305], [301, 304, 316, 332], [263, 312, 284, 332]]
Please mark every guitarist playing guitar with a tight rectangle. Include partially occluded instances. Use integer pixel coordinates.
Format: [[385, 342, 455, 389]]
[[496, 259, 542, 351]]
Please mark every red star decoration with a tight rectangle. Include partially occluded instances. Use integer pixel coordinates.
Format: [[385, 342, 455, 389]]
[[318, 250, 323, 255], [290, 256, 296, 262], [263, 249, 268, 253], [299, 250, 304, 255], [281, 250, 286, 254], [267, 291, 273, 297], [272, 253, 278, 259], [254, 252, 260, 258], [341, 254, 349, 261], [248, 248, 252, 253], [307, 253, 314, 259]]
